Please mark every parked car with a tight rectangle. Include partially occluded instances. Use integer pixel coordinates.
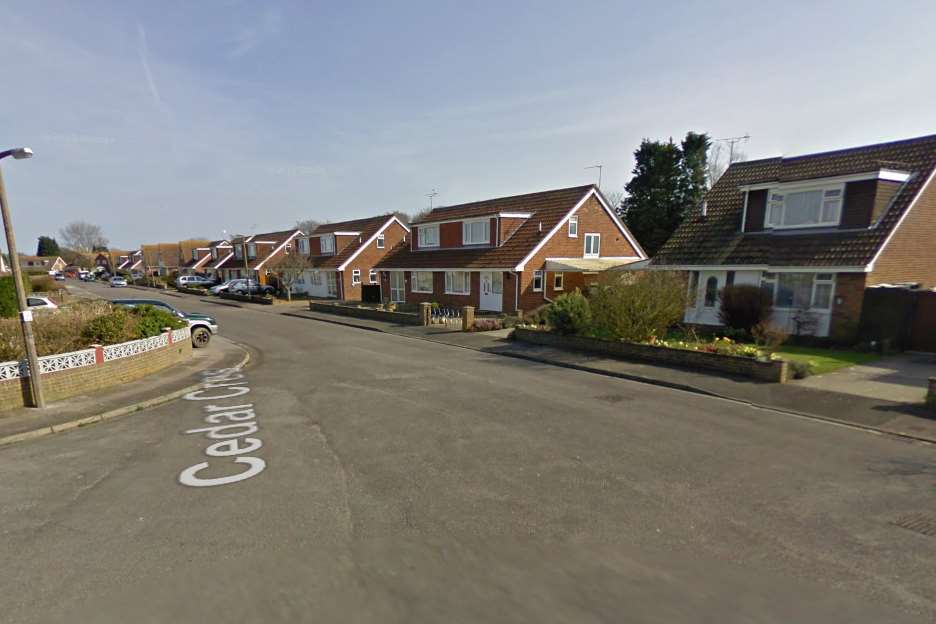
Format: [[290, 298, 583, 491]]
[[110, 276, 128, 287], [176, 275, 215, 289], [53, 272, 65, 281], [231, 279, 275, 296], [26, 296, 58, 310], [209, 279, 241, 295], [112, 299, 219, 348]]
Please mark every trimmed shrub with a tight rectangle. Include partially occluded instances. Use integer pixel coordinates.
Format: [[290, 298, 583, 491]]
[[718, 285, 773, 333], [0, 274, 33, 319], [545, 290, 592, 335], [81, 308, 139, 345], [129, 304, 186, 338], [589, 271, 687, 343], [29, 275, 61, 293]]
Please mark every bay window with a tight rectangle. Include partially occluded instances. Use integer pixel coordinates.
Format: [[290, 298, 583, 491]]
[[761, 272, 835, 310], [412, 271, 433, 293], [766, 186, 843, 228], [419, 224, 439, 248], [445, 271, 470, 295], [462, 219, 489, 245]]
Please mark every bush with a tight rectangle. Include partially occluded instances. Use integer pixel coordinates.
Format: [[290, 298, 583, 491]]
[[751, 321, 789, 352], [30, 275, 61, 293], [588, 271, 687, 342], [81, 308, 139, 345], [718, 285, 773, 333], [545, 290, 592, 335], [129, 304, 186, 338], [0, 274, 33, 319]]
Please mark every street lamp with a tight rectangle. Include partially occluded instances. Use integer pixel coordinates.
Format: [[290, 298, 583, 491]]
[[0, 147, 45, 407]]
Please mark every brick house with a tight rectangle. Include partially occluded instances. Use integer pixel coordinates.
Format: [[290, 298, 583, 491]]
[[649, 133, 936, 341], [180, 241, 223, 275], [203, 241, 233, 280], [20, 255, 66, 274], [292, 215, 409, 300], [215, 229, 303, 285], [375, 185, 646, 313]]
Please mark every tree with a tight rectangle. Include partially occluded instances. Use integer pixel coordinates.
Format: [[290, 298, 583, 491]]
[[274, 251, 312, 301], [58, 221, 108, 252], [36, 236, 60, 257], [296, 219, 322, 235], [618, 132, 711, 257]]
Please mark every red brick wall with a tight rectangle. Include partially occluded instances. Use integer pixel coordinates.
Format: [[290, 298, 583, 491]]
[[517, 195, 640, 312], [498, 217, 526, 244], [339, 221, 409, 301], [869, 173, 936, 288], [829, 273, 867, 342], [440, 222, 462, 248]]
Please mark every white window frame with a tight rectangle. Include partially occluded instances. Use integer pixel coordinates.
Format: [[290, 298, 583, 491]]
[[553, 272, 564, 291], [369, 269, 378, 284], [532, 270, 544, 292], [568, 216, 578, 238], [584, 233, 600, 258], [412, 271, 433, 293], [766, 183, 844, 229], [462, 218, 490, 245], [444, 271, 470, 295], [234, 245, 243, 259], [418, 224, 440, 248], [298, 238, 310, 255], [320, 235, 336, 254], [760, 272, 836, 310], [247, 243, 257, 259], [351, 269, 361, 285], [376, 233, 385, 249]]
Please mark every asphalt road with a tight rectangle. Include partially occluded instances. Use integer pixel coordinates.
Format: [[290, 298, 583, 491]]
[[2, 282, 935, 623]]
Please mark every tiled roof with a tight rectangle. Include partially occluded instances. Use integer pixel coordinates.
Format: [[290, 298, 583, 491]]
[[216, 229, 301, 271], [307, 215, 398, 269], [651, 134, 936, 268], [376, 185, 595, 270]]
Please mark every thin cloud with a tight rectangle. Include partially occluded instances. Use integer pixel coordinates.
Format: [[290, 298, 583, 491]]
[[230, 10, 282, 58], [137, 23, 163, 109]]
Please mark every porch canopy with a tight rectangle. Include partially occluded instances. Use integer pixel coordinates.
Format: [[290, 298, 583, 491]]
[[544, 258, 642, 272]]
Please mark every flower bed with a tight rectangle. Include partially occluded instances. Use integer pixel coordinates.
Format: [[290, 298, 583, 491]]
[[513, 327, 789, 383]]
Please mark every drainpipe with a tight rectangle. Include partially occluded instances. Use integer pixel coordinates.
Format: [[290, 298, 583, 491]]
[[512, 271, 520, 315]]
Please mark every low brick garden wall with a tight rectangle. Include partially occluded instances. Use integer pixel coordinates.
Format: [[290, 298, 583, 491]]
[[177, 286, 208, 295], [220, 292, 273, 305], [0, 328, 192, 410], [513, 327, 789, 383], [308, 301, 421, 325]]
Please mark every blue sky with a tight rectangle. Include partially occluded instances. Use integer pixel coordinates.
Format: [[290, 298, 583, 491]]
[[3, 0, 935, 250]]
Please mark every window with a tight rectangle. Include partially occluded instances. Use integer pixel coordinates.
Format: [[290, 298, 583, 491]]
[[703, 276, 718, 307], [462, 219, 489, 245], [568, 216, 578, 238], [726, 271, 735, 287], [247, 243, 257, 259], [766, 186, 843, 228], [192, 249, 199, 260], [298, 238, 310, 255], [369, 269, 378, 284], [376, 233, 385, 249], [419, 225, 439, 248], [445, 271, 470, 295], [533, 270, 544, 292], [412, 271, 433, 293], [687, 271, 699, 305], [761, 272, 835, 310], [211, 248, 218, 259], [310, 270, 323, 286], [351, 269, 361, 285], [320, 235, 335, 254], [584, 233, 600, 258], [234, 245, 243, 259], [553, 272, 564, 291]]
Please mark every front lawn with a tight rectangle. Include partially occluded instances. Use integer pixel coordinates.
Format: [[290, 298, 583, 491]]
[[772, 345, 879, 376]]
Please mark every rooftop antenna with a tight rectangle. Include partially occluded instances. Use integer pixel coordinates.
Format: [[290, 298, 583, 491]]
[[427, 189, 438, 210], [715, 134, 751, 164], [585, 164, 603, 188]]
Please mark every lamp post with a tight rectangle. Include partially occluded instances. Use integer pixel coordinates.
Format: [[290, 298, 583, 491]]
[[0, 147, 45, 408]]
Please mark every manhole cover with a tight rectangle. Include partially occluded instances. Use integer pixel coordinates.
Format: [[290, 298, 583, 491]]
[[892, 513, 936, 537]]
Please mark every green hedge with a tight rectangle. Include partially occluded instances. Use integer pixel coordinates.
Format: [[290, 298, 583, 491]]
[[0, 274, 33, 319]]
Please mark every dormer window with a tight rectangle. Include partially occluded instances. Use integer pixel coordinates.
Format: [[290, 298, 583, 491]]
[[298, 238, 310, 255], [418, 224, 439, 248], [462, 219, 489, 245], [321, 235, 336, 254], [766, 186, 843, 229], [247, 243, 257, 259]]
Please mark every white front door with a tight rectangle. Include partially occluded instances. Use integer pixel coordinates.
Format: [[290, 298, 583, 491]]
[[685, 270, 724, 325], [389, 271, 405, 303], [479, 271, 502, 312]]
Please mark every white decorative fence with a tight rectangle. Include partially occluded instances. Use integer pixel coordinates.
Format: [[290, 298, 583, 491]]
[[0, 327, 190, 380]]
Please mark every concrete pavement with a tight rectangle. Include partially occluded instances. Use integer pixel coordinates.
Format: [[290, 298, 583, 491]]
[[1, 281, 935, 622]]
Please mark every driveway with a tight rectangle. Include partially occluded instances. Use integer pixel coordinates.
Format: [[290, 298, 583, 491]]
[[795, 352, 936, 404]]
